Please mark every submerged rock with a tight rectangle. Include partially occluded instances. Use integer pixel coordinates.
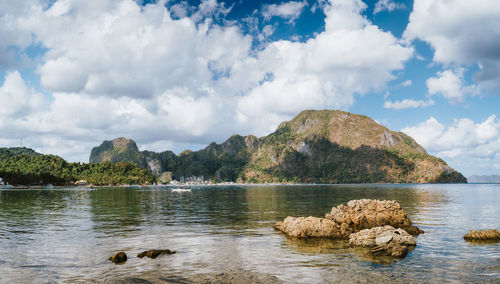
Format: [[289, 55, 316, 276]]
[[274, 216, 352, 238], [464, 229, 500, 241], [137, 249, 176, 259], [109, 252, 127, 264], [325, 199, 423, 235], [370, 243, 409, 258], [349, 225, 415, 258]]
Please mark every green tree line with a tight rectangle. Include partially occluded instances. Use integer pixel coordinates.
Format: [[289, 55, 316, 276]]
[[0, 148, 154, 186]]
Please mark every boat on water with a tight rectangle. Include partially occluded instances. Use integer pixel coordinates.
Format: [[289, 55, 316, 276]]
[[0, 178, 13, 189], [171, 187, 191, 192]]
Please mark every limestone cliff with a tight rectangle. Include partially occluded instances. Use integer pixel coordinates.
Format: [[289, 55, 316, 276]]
[[89, 137, 177, 176], [89, 110, 467, 183]]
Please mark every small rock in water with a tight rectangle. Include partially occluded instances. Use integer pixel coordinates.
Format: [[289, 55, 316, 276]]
[[464, 229, 500, 241], [349, 225, 415, 258], [349, 225, 416, 247], [137, 249, 176, 259], [109, 252, 127, 264]]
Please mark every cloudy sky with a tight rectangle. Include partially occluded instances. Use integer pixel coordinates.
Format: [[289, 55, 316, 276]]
[[1, 0, 499, 176]]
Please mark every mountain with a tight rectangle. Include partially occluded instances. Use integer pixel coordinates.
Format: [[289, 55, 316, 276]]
[[89, 137, 178, 176], [89, 110, 467, 183], [468, 175, 500, 183]]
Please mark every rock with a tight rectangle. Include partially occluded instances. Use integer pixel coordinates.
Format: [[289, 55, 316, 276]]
[[375, 235, 393, 245], [109, 252, 127, 264], [274, 216, 352, 238], [137, 249, 176, 259], [274, 199, 423, 240], [464, 229, 500, 241], [349, 225, 416, 246], [349, 225, 415, 258], [325, 199, 423, 235], [371, 243, 409, 258]]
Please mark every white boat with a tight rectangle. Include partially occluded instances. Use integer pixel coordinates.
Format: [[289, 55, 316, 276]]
[[0, 178, 13, 189], [171, 187, 191, 192]]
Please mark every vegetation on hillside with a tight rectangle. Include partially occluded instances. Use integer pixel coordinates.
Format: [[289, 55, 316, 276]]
[[88, 110, 467, 184], [0, 148, 154, 186]]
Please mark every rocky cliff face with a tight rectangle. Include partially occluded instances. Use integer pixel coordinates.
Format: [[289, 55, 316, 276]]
[[241, 110, 466, 183], [89, 110, 467, 183], [89, 137, 177, 176]]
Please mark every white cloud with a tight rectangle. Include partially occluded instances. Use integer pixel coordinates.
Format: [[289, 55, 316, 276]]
[[384, 98, 434, 110], [405, 0, 500, 91], [262, 1, 308, 23], [0, 0, 413, 161], [373, 0, 406, 15], [426, 68, 477, 104], [400, 80, 412, 87], [234, 0, 413, 134], [402, 116, 500, 160], [0, 71, 47, 121], [0, 0, 51, 68]]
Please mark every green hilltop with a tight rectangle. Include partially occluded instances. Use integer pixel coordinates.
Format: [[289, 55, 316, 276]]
[[90, 110, 467, 184], [0, 147, 154, 186]]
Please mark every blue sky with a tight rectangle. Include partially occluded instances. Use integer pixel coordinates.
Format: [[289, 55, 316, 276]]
[[1, 0, 500, 177]]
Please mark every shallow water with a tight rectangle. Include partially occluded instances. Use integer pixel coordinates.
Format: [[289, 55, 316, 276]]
[[0, 184, 499, 283]]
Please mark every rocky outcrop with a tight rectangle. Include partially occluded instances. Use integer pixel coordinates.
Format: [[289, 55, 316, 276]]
[[89, 137, 178, 177], [275, 199, 423, 239], [274, 200, 423, 259], [274, 216, 352, 238], [109, 252, 127, 264], [464, 229, 500, 241], [349, 225, 415, 258], [325, 199, 423, 235], [137, 249, 176, 259]]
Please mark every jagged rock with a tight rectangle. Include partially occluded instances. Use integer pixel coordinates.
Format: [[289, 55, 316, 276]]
[[325, 199, 423, 235], [464, 229, 500, 241], [349, 225, 415, 258], [109, 252, 127, 264], [137, 249, 176, 259], [274, 216, 352, 238]]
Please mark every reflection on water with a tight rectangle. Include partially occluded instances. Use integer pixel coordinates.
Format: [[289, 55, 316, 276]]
[[0, 184, 499, 283]]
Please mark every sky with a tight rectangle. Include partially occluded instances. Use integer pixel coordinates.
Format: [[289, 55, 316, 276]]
[[1, 0, 500, 177]]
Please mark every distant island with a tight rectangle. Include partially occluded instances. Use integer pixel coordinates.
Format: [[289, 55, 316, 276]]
[[0, 110, 467, 186], [90, 110, 466, 184], [467, 175, 500, 183]]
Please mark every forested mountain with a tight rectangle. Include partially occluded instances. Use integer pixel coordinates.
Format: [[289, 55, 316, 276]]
[[0, 147, 153, 186], [90, 110, 466, 183]]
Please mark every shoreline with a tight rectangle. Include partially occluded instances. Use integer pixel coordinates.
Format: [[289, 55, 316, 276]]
[[1, 182, 475, 190]]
